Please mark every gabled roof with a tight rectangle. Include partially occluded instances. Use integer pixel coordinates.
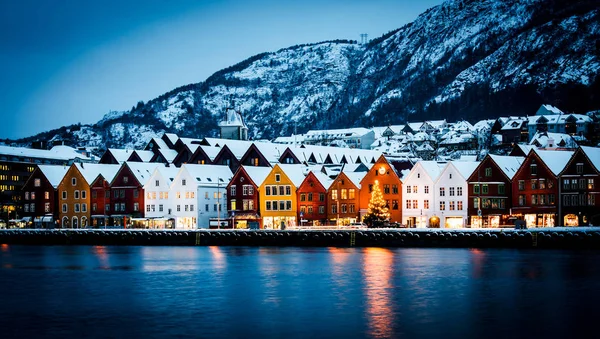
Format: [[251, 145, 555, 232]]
[[276, 164, 307, 187], [74, 163, 121, 185], [145, 166, 180, 187], [157, 149, 178, 163], [241, 166, 272, 187], [164, 133, 179, 146], [342, 169, 366, 188], [107, 149, 135, 164], [448, 161, 480, 181], [132, 150, 154, 162], [147, 137, 170, 150], [533, 149, 575, 176], [580, 146, 600, 173], [489, 155, 525, 180], [181, 164, 233, 186], [529, 132, 576, 148], [37, 165, 70, 188], [123, 162, 165, 185], [0, 145, 90, 162], [417, 161, 447, 182]]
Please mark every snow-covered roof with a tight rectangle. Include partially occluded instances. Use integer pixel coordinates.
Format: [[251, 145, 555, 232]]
[[164, 133, 179, 146], [424, 120, 446, 129], [218, 108, 246, 128], [37, 165, 69, 188], [533, 149, 575, 176], [516, 144, 536, 154], [304, 127, 373, 139], [144, 166, 180, 188], [529, 132, 576, 148], [418, 161, 447, 181], [203, 138, 253, 159], [126, 162, 165, 185], [451, 120, 474, 132], [252, 142, 287, 163], [0, 145, 91, 162], [311, 170, 334, 189], [133, 150, 154, 162], [158, 149, 178, 163], [450, 161, 479, 180], [182, 164, 233, 186], [74, 163, 121, 185], [528, 114, 591, 125], [198, 145, 221, 161], [500, 118, 526, 130], [273, 134, 306, 145], [341, 170, 366, 188], [277, 164, 307, 187], [472, 119, 495, 131], [581, 146, 600, 172], [242, 166, 272, 187], [149, 137, 170, 150], [406, 122, 423, 131], [108, 149, 135, 164], [537, 104, 564, 115], [489, 155, 525, 180], [439, 132, 475, 145]]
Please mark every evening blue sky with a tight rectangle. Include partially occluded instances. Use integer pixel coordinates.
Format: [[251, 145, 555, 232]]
[[1, 0, 441, 140]]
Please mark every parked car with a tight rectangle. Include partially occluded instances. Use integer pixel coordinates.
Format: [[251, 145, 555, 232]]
[[349, 222, 367, 228]]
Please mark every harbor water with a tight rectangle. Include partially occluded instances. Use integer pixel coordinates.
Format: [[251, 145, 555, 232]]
[[0, 245, 599, 338]]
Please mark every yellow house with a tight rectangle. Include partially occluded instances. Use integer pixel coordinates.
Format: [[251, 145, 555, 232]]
[[259, 164, 306, 229]]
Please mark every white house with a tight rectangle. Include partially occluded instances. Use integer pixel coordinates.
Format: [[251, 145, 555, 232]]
[[401, 161, 447, 228], [433, 161, 479, 228], [170, 164, 233, 229], [143, 165, 180, 228]]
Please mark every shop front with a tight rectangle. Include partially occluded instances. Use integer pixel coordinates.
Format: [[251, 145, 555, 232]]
[[444, 216, 464, 229], [563, 214, 579, 227], [404, 216, 428, 228], [230, 213, 261, 229], [176, 217, 196, 229], [524, 213, 555, 227], [262, 216, 296, 229]]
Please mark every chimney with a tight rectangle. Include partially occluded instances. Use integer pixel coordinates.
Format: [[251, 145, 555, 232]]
[[548, 138, 554, 148]]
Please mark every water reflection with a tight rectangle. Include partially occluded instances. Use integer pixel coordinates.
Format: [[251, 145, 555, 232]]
[[362, 248, 394, 339]]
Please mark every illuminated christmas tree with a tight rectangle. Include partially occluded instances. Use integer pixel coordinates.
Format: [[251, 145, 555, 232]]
[[363, 180, 390, 227]]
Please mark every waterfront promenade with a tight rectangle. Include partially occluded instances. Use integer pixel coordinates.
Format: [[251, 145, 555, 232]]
[[2, 228, 600, 249]]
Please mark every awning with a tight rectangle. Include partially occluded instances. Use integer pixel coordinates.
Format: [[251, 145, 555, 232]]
[[22, 217, 32, 222], [131, 218, 149, 221], [42, 216, 53, 222]]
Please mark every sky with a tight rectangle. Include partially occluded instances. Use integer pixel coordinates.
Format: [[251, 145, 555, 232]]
[[0, 0, 442, 140]]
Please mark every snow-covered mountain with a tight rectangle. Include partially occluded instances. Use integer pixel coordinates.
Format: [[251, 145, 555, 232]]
[[10, 0, 600, 150]]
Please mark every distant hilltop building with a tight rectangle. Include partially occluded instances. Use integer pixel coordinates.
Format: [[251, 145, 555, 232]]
[[219, 108, 248, 141]]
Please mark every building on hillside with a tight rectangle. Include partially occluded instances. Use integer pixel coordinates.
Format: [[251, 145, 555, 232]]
[[303, 128, 375, 149], [296, 170, 331, 226], [259, 164, 306, 229], [359, 156, 402, 224], [219, 108, 248, 141], [21, 165, 69, 228], [527, 113, 592, 139], [227, 166, 271, 229], [558, 146, 600, 226], [529, 132, 577, 149], [467, 155, 524, 228], [511, 149, 574, 227], [433, 161, 479, 228]]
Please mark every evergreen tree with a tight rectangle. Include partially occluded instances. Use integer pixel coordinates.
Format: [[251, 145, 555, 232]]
[[363, 180, 390, 228]]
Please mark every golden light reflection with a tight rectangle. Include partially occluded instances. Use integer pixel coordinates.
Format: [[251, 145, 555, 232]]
[[92, 246, 109, 269], [470, 248, 485, 279], [363, 247, 394, 338], [258, 248, 281, 305], [209, 246, 226, 270], [1, 244, 8, 252]]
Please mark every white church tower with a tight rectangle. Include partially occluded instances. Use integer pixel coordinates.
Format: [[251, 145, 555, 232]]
[[218, 107, 248, 140]]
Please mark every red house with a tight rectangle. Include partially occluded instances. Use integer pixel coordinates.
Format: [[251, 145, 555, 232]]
[[89, 170, 119, 228], [226, 166, 271, 229], [511, 149, 574, 227], [109, 162, 160, 227], [558, 146, 600, 226], [296, 170, 331, 226], [21, 165, 68, 228], [467, 155, 524, 227]]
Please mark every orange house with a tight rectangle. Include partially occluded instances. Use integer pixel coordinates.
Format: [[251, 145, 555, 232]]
[[327, 171, 365, 225], [359, 156, 402, 223]]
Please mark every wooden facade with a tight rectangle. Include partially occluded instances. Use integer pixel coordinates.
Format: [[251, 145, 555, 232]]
[[296, 171, 328, 226], [90, 175, 111, 227], [57, 165, 91, 228], [559, 147, 600, 226], [21, 166, 64, 227], [226, 166, 267, 229], [327, 172, 361, 225], [359, 156, 402, 223], [109, 164, 146, 226]]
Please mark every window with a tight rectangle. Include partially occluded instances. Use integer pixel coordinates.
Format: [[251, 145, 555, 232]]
[[549, 194, 555, 205], [531, 195, 537, 205], [474, 197, 480, 209], [392, 185, 398, 194], [120, 190, 125, 198], [530, 164, 537, 175], [106, 204, 110, 212], [417, 173, 420, 178], [155, 180, 160, 186], [133, 203, 139, 212], [147, 205, 151, 212], [383, 185, 390, 194], [474, 185, 480, 194], [498, 184, 505, 195], [120, 203, 125, 211], [449, 187, 455, 196], [74, 190, 80, 199], [74, 204, 80, 213], [539, 179, 546, 190], [482, 185, 488, 194], [319, 206, 325, 214], [62, 204, 67, 212], [439, 201, 445, 210], [331, 204, 337, 213], [213, 192, 217, 199], [24, 204, 29, 212], [457, 201, 463, 210], [588, 194, 595, 206], [114, 203, 120, 212], [588, 179, 595, 189], [412, 200, 418, 209], [341, 204, 347, 213], [205, 204, 209, 212], [369, 184, 373, 193], [539, 194, 546, 205], [243, 185, 248, 195], [282, 201, 288, 210], [424, 200, 429, 209], [579, 179, 586, 190], [151, 205, 156, 212], [406, 186, 412, 194], [266, 186, 271, 195], [577, 163, 584, 174], [406, 200, 411, 209], [449, 174, 452, 179], [332, 190, 338, 200], [449, 201, 455, 210], [300, 193, 306, 201], [25, 192, 29, 200], [279, 186, 285, 195], [133, 190, 138, 198], [182, 179, 186, 186], [457, 187, 463, 196], [424, 186, 429, 194], [518, 180, 524, 191], [275, 174, 281, 182], [92, 191, 97, 199], [300, 206, 306, 214], [341, 189, 347, 200], [319, 193, 325, 202], [285, 186, 291, 195], [440, 187, 445, 196], [572, 180, 578, 190], [81, 190, 86, 199], [485, 168, 492, 177], [185, 205, 189, 212], [34, 178, 41, 187], [308, 193, 313, 201], [412, 186, 418, 194], [72, 177, 76, 186], [105, 191, 110, 198], [350, 204, 356, 213], [159, 205, 163, 212], [45, 202, 50, 213], [178, 205, 182, 212], [82, 204, 87, 212]]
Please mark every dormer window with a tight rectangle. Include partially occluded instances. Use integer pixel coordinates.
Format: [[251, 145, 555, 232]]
[[530, 164, 537, 175], [182, 179, 187, 186], [576, 163, 584, 174], [71, 178, 76, 186], [123, 176, 129, 184], [275, 174, 281, 182]]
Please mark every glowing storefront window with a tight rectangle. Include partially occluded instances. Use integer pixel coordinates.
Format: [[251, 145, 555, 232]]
[[445, 217, 463, 228], [489, 216, 500, 228], [471, 216, 482, 228], [564, 214, 578, 227], [524, 214, 536, 227]]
